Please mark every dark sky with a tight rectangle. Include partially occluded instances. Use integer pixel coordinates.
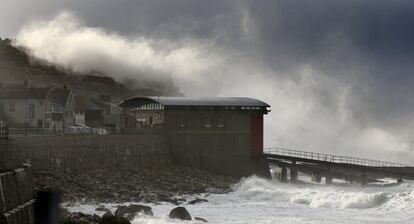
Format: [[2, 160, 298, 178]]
[[2, 0, 414, 161]]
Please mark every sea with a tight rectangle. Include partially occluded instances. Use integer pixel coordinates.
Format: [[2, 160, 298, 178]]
[[66, 175, 414, 224]]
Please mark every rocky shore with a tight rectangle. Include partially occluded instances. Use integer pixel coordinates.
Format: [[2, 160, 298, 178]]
[[62, 204, 208, 224], [33, 165, 237, 223], [33, 165, 237, 204]]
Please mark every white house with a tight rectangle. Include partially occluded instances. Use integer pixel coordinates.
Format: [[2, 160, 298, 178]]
[[0, 82, 77, 130]]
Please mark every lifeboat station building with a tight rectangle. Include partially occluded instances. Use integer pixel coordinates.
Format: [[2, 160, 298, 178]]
[[119, 96, 271, 177]]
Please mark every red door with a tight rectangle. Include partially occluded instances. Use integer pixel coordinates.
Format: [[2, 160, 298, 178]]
[[250, 113, 263, 156]]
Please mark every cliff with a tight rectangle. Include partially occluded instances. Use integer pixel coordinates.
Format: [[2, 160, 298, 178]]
[[0, 38, 181, 99]]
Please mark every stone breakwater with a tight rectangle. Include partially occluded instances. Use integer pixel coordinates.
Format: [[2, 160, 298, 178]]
[[33, 165, 237, 204]]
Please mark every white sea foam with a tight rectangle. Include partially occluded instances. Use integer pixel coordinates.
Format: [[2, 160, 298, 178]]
[[231, 176, 414, 210], [66, 176, 414, 224]]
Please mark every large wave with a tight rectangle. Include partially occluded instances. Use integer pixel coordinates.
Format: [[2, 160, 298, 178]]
[[231, 176, 414, 210]]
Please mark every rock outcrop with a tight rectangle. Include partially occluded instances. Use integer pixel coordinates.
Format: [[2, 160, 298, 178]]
[[115, 204, 153, 220], [169, 207, 192, 221]]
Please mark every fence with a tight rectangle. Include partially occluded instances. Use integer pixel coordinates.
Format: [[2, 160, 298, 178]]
[[7, 127, 164, 138], [264, 147, 408, 167], [0, 122, 9, 140]]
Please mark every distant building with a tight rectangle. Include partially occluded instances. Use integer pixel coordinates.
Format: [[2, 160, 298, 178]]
[[73, 96, 86, 125], [119, 96, 270, 176], [0, 81, 76, 130], [74, 95, 120, 129], [48, 86, 76, 130]]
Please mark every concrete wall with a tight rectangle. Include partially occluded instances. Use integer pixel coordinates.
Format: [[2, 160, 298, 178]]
[[8, 135, 171, 173]]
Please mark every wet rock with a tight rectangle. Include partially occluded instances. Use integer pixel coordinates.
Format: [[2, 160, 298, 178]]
[[195, 217, 208, 222], [169, 207, 192, 221], [62, 211, 101, 224], [100, 212, 131, 224], [96, 205, 111, 213], [102, 212, 113, 218], [34, 165, 237, 204], [188, 198, 208, 205], [166, 195, 186, 205], [115, 204, 153, 220], [128, 204, 153, 216]]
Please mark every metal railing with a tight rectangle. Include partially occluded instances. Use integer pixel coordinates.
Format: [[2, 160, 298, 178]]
[[264, 147, 408, 167], [7, 128, 164, 138]]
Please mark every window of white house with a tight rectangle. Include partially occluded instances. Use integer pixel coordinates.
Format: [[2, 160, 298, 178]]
[[218, 119, 225, 128], [28, 103, 35, 119], [179, 119, 186, 128], [205, 119, 213, 128], [9, 102, 15, 112]]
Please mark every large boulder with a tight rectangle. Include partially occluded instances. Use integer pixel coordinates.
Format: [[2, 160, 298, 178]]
[[100, 212, 131, 224], [115, 204, 153, 220], [168, 207, 192, 221]]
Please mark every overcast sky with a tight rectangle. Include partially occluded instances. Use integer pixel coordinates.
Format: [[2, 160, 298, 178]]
[[3, 0, 414, 162]]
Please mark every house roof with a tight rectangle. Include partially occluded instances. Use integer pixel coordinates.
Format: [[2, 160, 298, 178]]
[[74, 95, 89, 113], [49, 88, 71, 106], [120, 96, 270, 108], [0, 87, 51, 100], [74, 95, 115, 112]]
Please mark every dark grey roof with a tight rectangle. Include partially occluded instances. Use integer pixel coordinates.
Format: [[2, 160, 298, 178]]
[[49, 88, 71, 106], [120, 96, 270, 108], [0, 87, 51, 100]]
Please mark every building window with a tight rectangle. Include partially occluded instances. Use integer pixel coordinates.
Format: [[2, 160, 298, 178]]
[[218, 119, 225, 128], [205, 119, 213, 128], [28, 103, 35, 119], [9, 102, 15, 113], [179, 119, 186, 128], [0, 103, 3, 112]]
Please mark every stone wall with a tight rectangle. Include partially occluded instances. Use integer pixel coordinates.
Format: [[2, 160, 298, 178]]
[[7, 135, 171, 173], [0, 135, 171, 224], [0, 167, 34, 224]]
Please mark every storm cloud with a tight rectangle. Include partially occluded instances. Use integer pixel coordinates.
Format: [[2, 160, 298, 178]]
[[3, 0, 414, 163]]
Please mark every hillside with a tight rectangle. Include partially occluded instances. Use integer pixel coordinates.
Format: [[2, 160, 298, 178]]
[[0, 38, 181, 100]]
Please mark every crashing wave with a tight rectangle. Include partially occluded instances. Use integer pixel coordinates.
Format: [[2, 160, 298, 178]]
[[231, 176, 414, 210]]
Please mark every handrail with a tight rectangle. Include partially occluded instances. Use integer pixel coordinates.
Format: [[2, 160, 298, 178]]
[[6, 128, 164, 138], [264, 147, 408, 167]]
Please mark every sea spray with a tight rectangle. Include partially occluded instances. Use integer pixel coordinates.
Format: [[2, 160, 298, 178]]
[[231, 176, 413, 210], [231, 175, 291, 202]]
